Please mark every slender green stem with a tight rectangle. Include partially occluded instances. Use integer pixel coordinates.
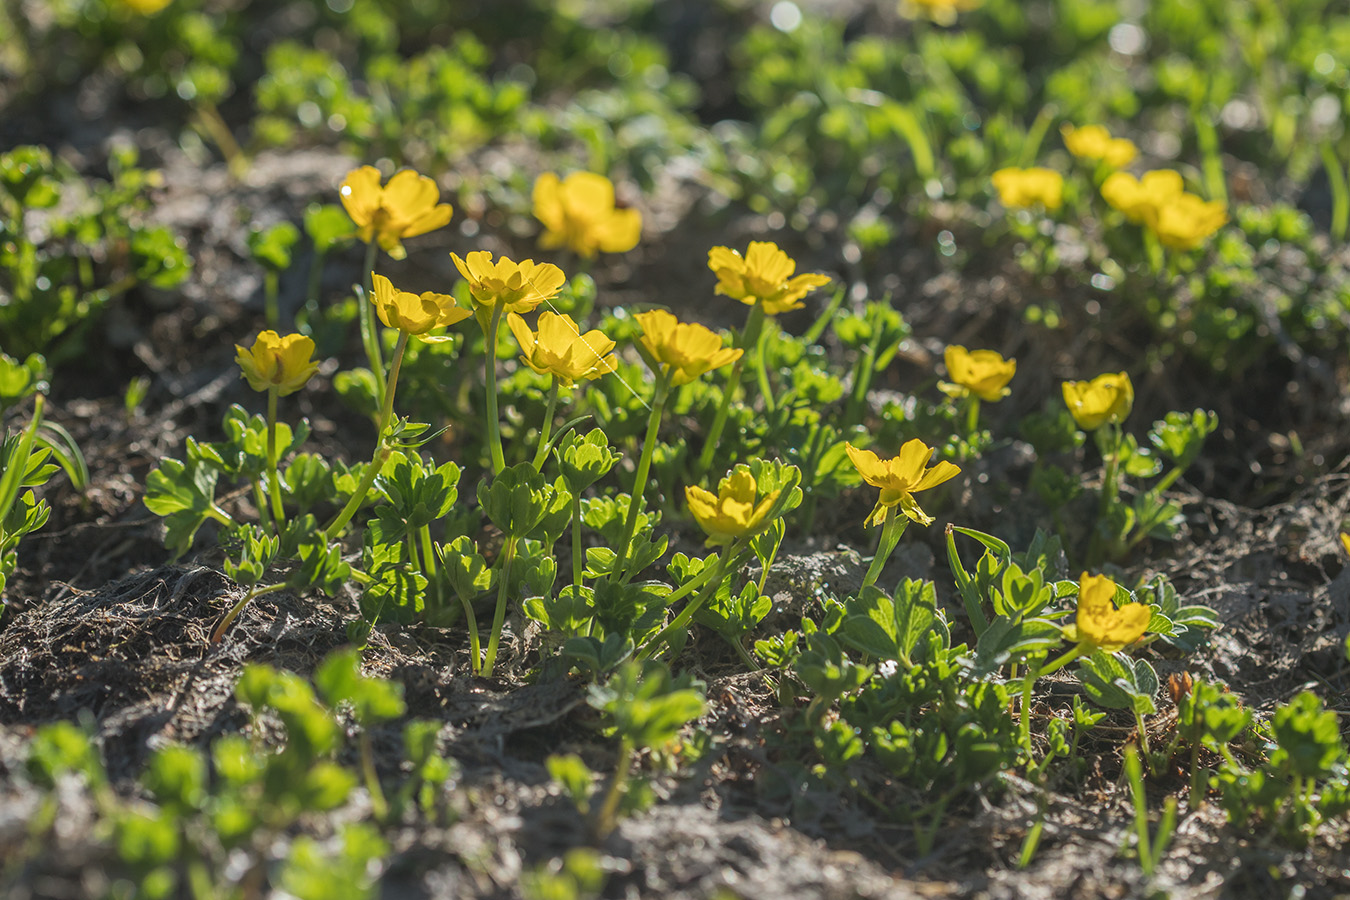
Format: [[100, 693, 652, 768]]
[[753, 326, 776, 414], [1194, 112, 1227, 206], [802, 287, 845, 345], [322, 331, 409, 542], [481, 536, 517, 676], [636, 545, 740, 661], [360, 731, 389, 822], [210, 581, 288, 643], [590, 736, 633, 841], [697, 304, 766, 476], [358, 241, 385, 415], [458, 588, 483, 674], [304, 248, 328, 326], [194, 99, 247, 179], [1321, 142, 1349, 242], [263, 270, 279, 330], [531, 379, 561, 471], [571, 494, 584, 591], [1134, 708, 1151, 758], [611, 374, 671, 578], [265, 388, 287, 530], [1020, 658, 1040, 758], [1188, 739, 1205, 809], [1038, 642, 1088, 677], [1125, 744, 1153, 875], [861, 506, 908, 591], [251, 480, 272, 534], [964, 395, 981, 442], [484, 303, 507, 473]]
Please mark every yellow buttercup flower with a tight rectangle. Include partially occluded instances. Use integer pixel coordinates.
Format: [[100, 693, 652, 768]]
[[339, 166, 453, 260], [1340, 532, 1350, 557], [122, 0, 173, 12], [941, 345, 1016, 403], [899, 0, 981, 25], [685, 467, 781, 547], [1062, 372, 1133, 431], [845, 440, 961, 528], [1151, 193, 1228, 251], [1071, 572, 1150, 652], [635, 309, 743, 386], [235, 331, 319, 396], [507, 311, 616, 385], [991, 167, 1064, 211], [707, 242, 832, 316], [533, 172, 642, 258], [450, 250, 567, 318], [1100, 170, 1185, 227], [1061, 124, 1137, 169], [370, 273, 472, 341]]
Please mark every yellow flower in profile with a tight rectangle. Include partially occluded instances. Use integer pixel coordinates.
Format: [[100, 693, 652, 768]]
[[635, 309, 743, 386], [941, 345, 1016, 402], [1100, 170, 1185, 226], [845, 440, 961, 528], [1071, 572, 1150, 652], [370, 273, 472, 342], [533, 172, 642, 258], [507, 311, 616, 385], [685, 467, 781, 547], [991, 167, 1064, 211], [122, 0, 173, 12], [707, 242, 832, 315], [450, 251, 566, 318], [1152, 193, 1228, 251], [899, 0, 981, 26], [234, 331, 319, 396], [339, 166, 453, 260], [1061, 124, 1137, 169], [1062, 372, 1133, 431]]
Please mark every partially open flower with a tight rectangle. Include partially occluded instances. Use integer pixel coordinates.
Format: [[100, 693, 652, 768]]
[[235, 331, 319, 396], [635, 309, 742, 386], [507, 311, 616, 385], [1069, 572, 1150, 652], [340, 166, 453, 259], [686, 467, 781, 547], [533, 172, 642, 258], [451, 251, 566, 320], [370, 273, 472, 341], [707, 242, 832, 315], [1152, 193, 1228, 251], [991, 167, 1064, 211], [1062, 372, 1133, 431], [845, 440, 961, 527], [941, 345, 1016, 402], [1061, 124, 1137, 169]]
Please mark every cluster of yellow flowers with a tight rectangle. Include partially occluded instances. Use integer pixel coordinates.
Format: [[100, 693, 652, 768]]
[[1061, 124, 1137, 170], [1102, 169, 1228, 250], [991, 166, 1064, 211]]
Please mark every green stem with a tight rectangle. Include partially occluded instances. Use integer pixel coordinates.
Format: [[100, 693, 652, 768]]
[[697, 304, 767, 476], [323, 331, 409, 542], [210, 582, 288, 643], [590, 736, 634, 841], [265, 388, 287, 530], [264, 270, 279, 330], [194, 99, 247, 179], [636, 545, 740, 661], [358, 241, 386, 416], [1125, 744, 1153, 875], [458, 587, 483, 674], [753, 325, 776, 414], [1189, 739, 1205, 809], [571, 494, 584, 591], [802, 287, 845, 345], [360, 731, 389, 822], [484, 302, 507, 473], [531, 379, 561, 471], [304, 248, 328, 326], [481, 536, 517, 677], [1020, 657, 1040, 758], [611, 373, 671, 578], [860, 506, 908, 591], [251, 480, 272, 534], [1321, 142, 1349, 242], [1038, 642, 1088, 677], [964, 395, 981, 442]]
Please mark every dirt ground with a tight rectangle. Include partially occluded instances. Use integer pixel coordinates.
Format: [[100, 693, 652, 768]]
[[2, 119, 1350, 899]]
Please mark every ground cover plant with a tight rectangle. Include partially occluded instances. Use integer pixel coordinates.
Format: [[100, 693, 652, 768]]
[[2, 0, 1350, 897]]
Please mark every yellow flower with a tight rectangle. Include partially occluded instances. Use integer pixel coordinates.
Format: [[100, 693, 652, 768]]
[[1151, 193, 1228, 251], [370, 273, 472, 341], [234, 331, 319, 396], [845, 440, 961, 528], [1341, 532, 1350, 557], [1072, 572, 1150, 652], [634, 309, 743, 386], [339, 166, 453, 260], [899, 0, 981, 25], [685, 467, 781, 547], [121, 0, 173, 12], [450, 250, 566, 319], [991, 167, 1064, 211], [1100, 170, 1185, 227], [533, 172, 642, 258], [941, 345, 1016, 402], [1062, 372, 1133, 431], [707, 242, 832, 316], [1060, 124, 1137, 169], [507, 311, 616, 385]]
